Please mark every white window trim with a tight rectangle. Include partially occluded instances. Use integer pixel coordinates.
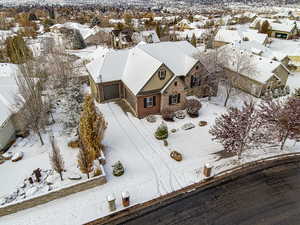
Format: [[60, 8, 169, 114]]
[[145, 96, 154, 108], [170, 94, 178, 105], [158, 69, 166, 80]]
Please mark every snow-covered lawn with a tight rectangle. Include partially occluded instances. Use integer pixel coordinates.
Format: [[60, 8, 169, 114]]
[[1, 98, 299, 225]]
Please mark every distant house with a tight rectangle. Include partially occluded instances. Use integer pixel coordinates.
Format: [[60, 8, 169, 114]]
[[250, 18, 298, 39], [131, 30, 160, 44], [213, 29, 268, 48], [86, 41, 216, 118], [220, 44, 290, 98], [110, 28, 134, 49], [0, 64, 26, 152], [269, 22, 298, 39], [233, 40, 290, 66]]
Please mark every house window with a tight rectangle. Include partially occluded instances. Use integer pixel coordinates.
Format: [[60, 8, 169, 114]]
[[144, 96, 156, 108], [169, 94, 180, 105], [174, 81, 178, 86], [195, 65, 199, 70], [158, 69, 166, 80], [191, 75, 201, 88]]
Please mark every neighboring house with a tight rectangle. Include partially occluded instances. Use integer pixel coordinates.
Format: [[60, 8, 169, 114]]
[[175, 29, 206, 42], [87, 41, 215, 118], [250, 18, 298, 39], [0, 63, 25, 151], [269, 22, 298, 39], [213, 29, 268, 48], [110, 28, 134, 49], [220, 44, 290, 98], [131, 30, 160, 44], [233, 40, 290, 66]]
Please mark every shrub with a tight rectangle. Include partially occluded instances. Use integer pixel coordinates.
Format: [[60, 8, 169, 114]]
[[93, 167, 102, 177], [186, 99, 202, 117], [162, 108, 175, 121], [155, 122, 168, 140]]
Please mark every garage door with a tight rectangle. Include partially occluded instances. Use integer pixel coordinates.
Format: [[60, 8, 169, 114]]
[[275, 33, 287, 39], [103, 84, 120, 100]]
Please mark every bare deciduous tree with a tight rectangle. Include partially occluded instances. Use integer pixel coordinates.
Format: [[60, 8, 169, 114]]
[[219, 47, 256, 107], [49, 135, 65, 181], [15, 62, 48, 145]]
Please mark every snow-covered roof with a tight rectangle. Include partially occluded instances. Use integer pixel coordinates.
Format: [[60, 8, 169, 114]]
[[219, 44, 286, 84], [176, 29, 206, 40], [232, 40, 287, 62], [214, 29, 267, 45], [0, 63, 21, 125], [50, 22, 98, 40], [86, 41, 199, 95], [270, 22, 296, 32]]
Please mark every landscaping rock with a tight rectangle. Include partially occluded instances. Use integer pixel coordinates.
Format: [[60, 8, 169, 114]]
[[171, 129, 177, 133], [2, 152, 13, 160], [112, 161, 124, 176], [163, 139, 168, 146], [199, 121, 208, 127], [175, 110, 185, 119], [170, 151, 183, 161], [146, 115, 156, 123], [11, 152, 24, 162], [68, 173, 82, 180], [181, 123, 195, 130]]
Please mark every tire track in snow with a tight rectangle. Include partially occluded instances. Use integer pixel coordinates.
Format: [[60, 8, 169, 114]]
[[126, 114, 175, 192], [138, 119, 186, 189], [106, 103, 166, 196]]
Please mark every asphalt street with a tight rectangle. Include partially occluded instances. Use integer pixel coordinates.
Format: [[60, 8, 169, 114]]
[[112, 162, 300, 225]]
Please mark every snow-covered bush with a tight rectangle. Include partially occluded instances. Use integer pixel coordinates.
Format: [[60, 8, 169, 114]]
[[155, 122, 168, 140], [186, 99, 202, 117]]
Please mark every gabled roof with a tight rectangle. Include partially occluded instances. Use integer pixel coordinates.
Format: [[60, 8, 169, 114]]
[[86, 41, 199, 95], [214, 29, 268, 45], [219, 44, 288, 84], [270, 22, 296, 32]]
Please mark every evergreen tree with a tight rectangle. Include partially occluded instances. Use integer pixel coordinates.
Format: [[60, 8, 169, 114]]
[[72, 29, 86, 49], [191, 33, 197, 47], [156, 24, 161, 38], [90, 16, 101, 28], [28, 13, 38, 21]]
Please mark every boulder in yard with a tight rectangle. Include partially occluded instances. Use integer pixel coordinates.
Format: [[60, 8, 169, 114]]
[[175, 110, 185, 119], [146, 115, 157, 123], [170, 151, 183, 161], [68, 172, 82, 180], [11, 152, 24, 162], [199, 121, 208, 127], [181, 123, 195, 130], [2, 152, 13, 160]]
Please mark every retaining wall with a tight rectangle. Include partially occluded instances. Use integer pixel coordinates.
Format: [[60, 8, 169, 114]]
[[0, 173, 107, 217]]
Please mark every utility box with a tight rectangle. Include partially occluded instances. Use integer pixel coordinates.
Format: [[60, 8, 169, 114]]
[[122, 191, 130, 207], [107, 194, 116, 212], [203, 163, 213, 177]]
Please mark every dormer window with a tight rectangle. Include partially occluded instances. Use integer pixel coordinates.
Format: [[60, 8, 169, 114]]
[[158, 69, 166, 80]]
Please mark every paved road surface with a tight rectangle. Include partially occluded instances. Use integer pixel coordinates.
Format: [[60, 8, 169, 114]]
[[108, 162, 300, 225]]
